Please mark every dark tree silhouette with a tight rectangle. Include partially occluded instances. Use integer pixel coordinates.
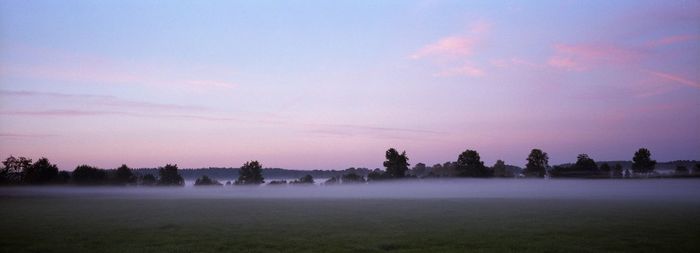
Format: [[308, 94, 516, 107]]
[[456, 149, 490, 177], [324, 176, 339, 185], [551, 154, 599, 178], [383, 148, 409, 178], [524, 149, 549, 178], [695, 164, 700, 176], [574, 154, 598, 171], [235, 161, 264, 185], [72, 165, 107, 185], [140, 174, 157, 186], [23, 157, 59, 184], [492, 160, 509, 177], [632, 148, 656, 175], [113, 164, 136, 185], [291, 174, 314, 184], [268, 180, 288, 185], [412, 163, 427, 177], [613, 163, 624, 178], [158, 164, 184, 186], [341, 172, 365, 183], [367, 169, 391, 181], [194, 175, 222, 186], [56, 171, 71, 184], [1, 156, 32, 184], [600, 163, 611, 178]]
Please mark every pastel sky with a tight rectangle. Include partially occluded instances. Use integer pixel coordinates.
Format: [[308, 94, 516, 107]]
[[1, 0, 699, 170]]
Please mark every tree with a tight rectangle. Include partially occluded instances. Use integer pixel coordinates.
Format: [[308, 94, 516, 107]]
[[412, 163, 427, 177], [341, 172, 365, 183], [235, 161, 264, 185], [612, 163, 624, 178], [291, 174, 314, 184], [140, 174, 156, 186], [383, 148, 409, 178], [113, 164, 136, 185], [492, 160, 509, 177], [72, 165, 107, 185], [456, 149, 490, 177], [56, 171, 71, 184], [1, 156, 32, 184], [23, 157, 59, 184], [551, 154, 599, 178], [600, 163, 611, 178], [695, 164, 700, 176], [194, 175, 222, 186], [158, 164, 184, 186], [367, 169, 390, 181], [524, 149, 549, 178], [574, 154, 598, 171], [632, 148, 656, 175]]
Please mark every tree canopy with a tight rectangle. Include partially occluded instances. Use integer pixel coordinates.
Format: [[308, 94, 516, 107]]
[[632, 148, 656, 174], [235, 161, 264, 185], [383, 148, 410, 178], [158, 164, 184, 186], [456, 149, 490, 177], [524, 149, 549, 177], [72, 165, 107, 185], [114, 164, 136, 185]]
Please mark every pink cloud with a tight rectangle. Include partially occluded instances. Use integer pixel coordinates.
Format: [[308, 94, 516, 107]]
[[410, 21, 491, 77], [548, 43, 643, 71], [434, 64, 485, 77], [646, 34, 699, 47], [410, 36, 478, 60], [649, 71, 700, 89]]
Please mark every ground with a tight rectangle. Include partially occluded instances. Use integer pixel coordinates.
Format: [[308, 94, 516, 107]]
[[1, 194, 699, 252]]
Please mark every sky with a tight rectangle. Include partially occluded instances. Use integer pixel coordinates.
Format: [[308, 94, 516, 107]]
[[0, 0, 699, 170]]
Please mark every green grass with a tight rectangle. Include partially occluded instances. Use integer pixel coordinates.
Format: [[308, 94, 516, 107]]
[[1, 197, 699, 252]]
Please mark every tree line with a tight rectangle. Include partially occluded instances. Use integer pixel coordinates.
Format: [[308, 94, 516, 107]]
[[1, 147, 699, 186]]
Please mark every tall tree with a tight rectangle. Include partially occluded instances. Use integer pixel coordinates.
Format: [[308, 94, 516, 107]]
[[1, 156, 32, 184], [492, 160, 509, 177], [235, 161, 264, 185], [524, 149, 549, 178], [158, 164, 184, 186], [113, 164, 136, 185], [456, 149, 490, 177], [383, 148, 409, 178], [632, 148, 656, 175], [24, 157, 59, 184]]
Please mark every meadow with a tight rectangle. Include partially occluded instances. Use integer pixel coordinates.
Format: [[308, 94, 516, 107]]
[[1, 180, 699, 253]]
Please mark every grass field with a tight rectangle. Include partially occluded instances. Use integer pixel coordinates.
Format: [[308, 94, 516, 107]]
[[1, 190, 700, 253]]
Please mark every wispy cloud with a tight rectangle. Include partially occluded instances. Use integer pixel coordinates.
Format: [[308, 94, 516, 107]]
[[649, 71, 700, 89], [646, 34, 699, 47], [434, 64, 484, 77], [548, 43, 643, 71], [0, 90, 207, 111], [0, 133, 57, 138], [409, 21, 490, 77], [0, 44, 238, 92]]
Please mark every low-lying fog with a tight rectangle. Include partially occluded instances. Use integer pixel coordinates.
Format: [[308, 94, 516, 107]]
[[2, 179, 699, 201]]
